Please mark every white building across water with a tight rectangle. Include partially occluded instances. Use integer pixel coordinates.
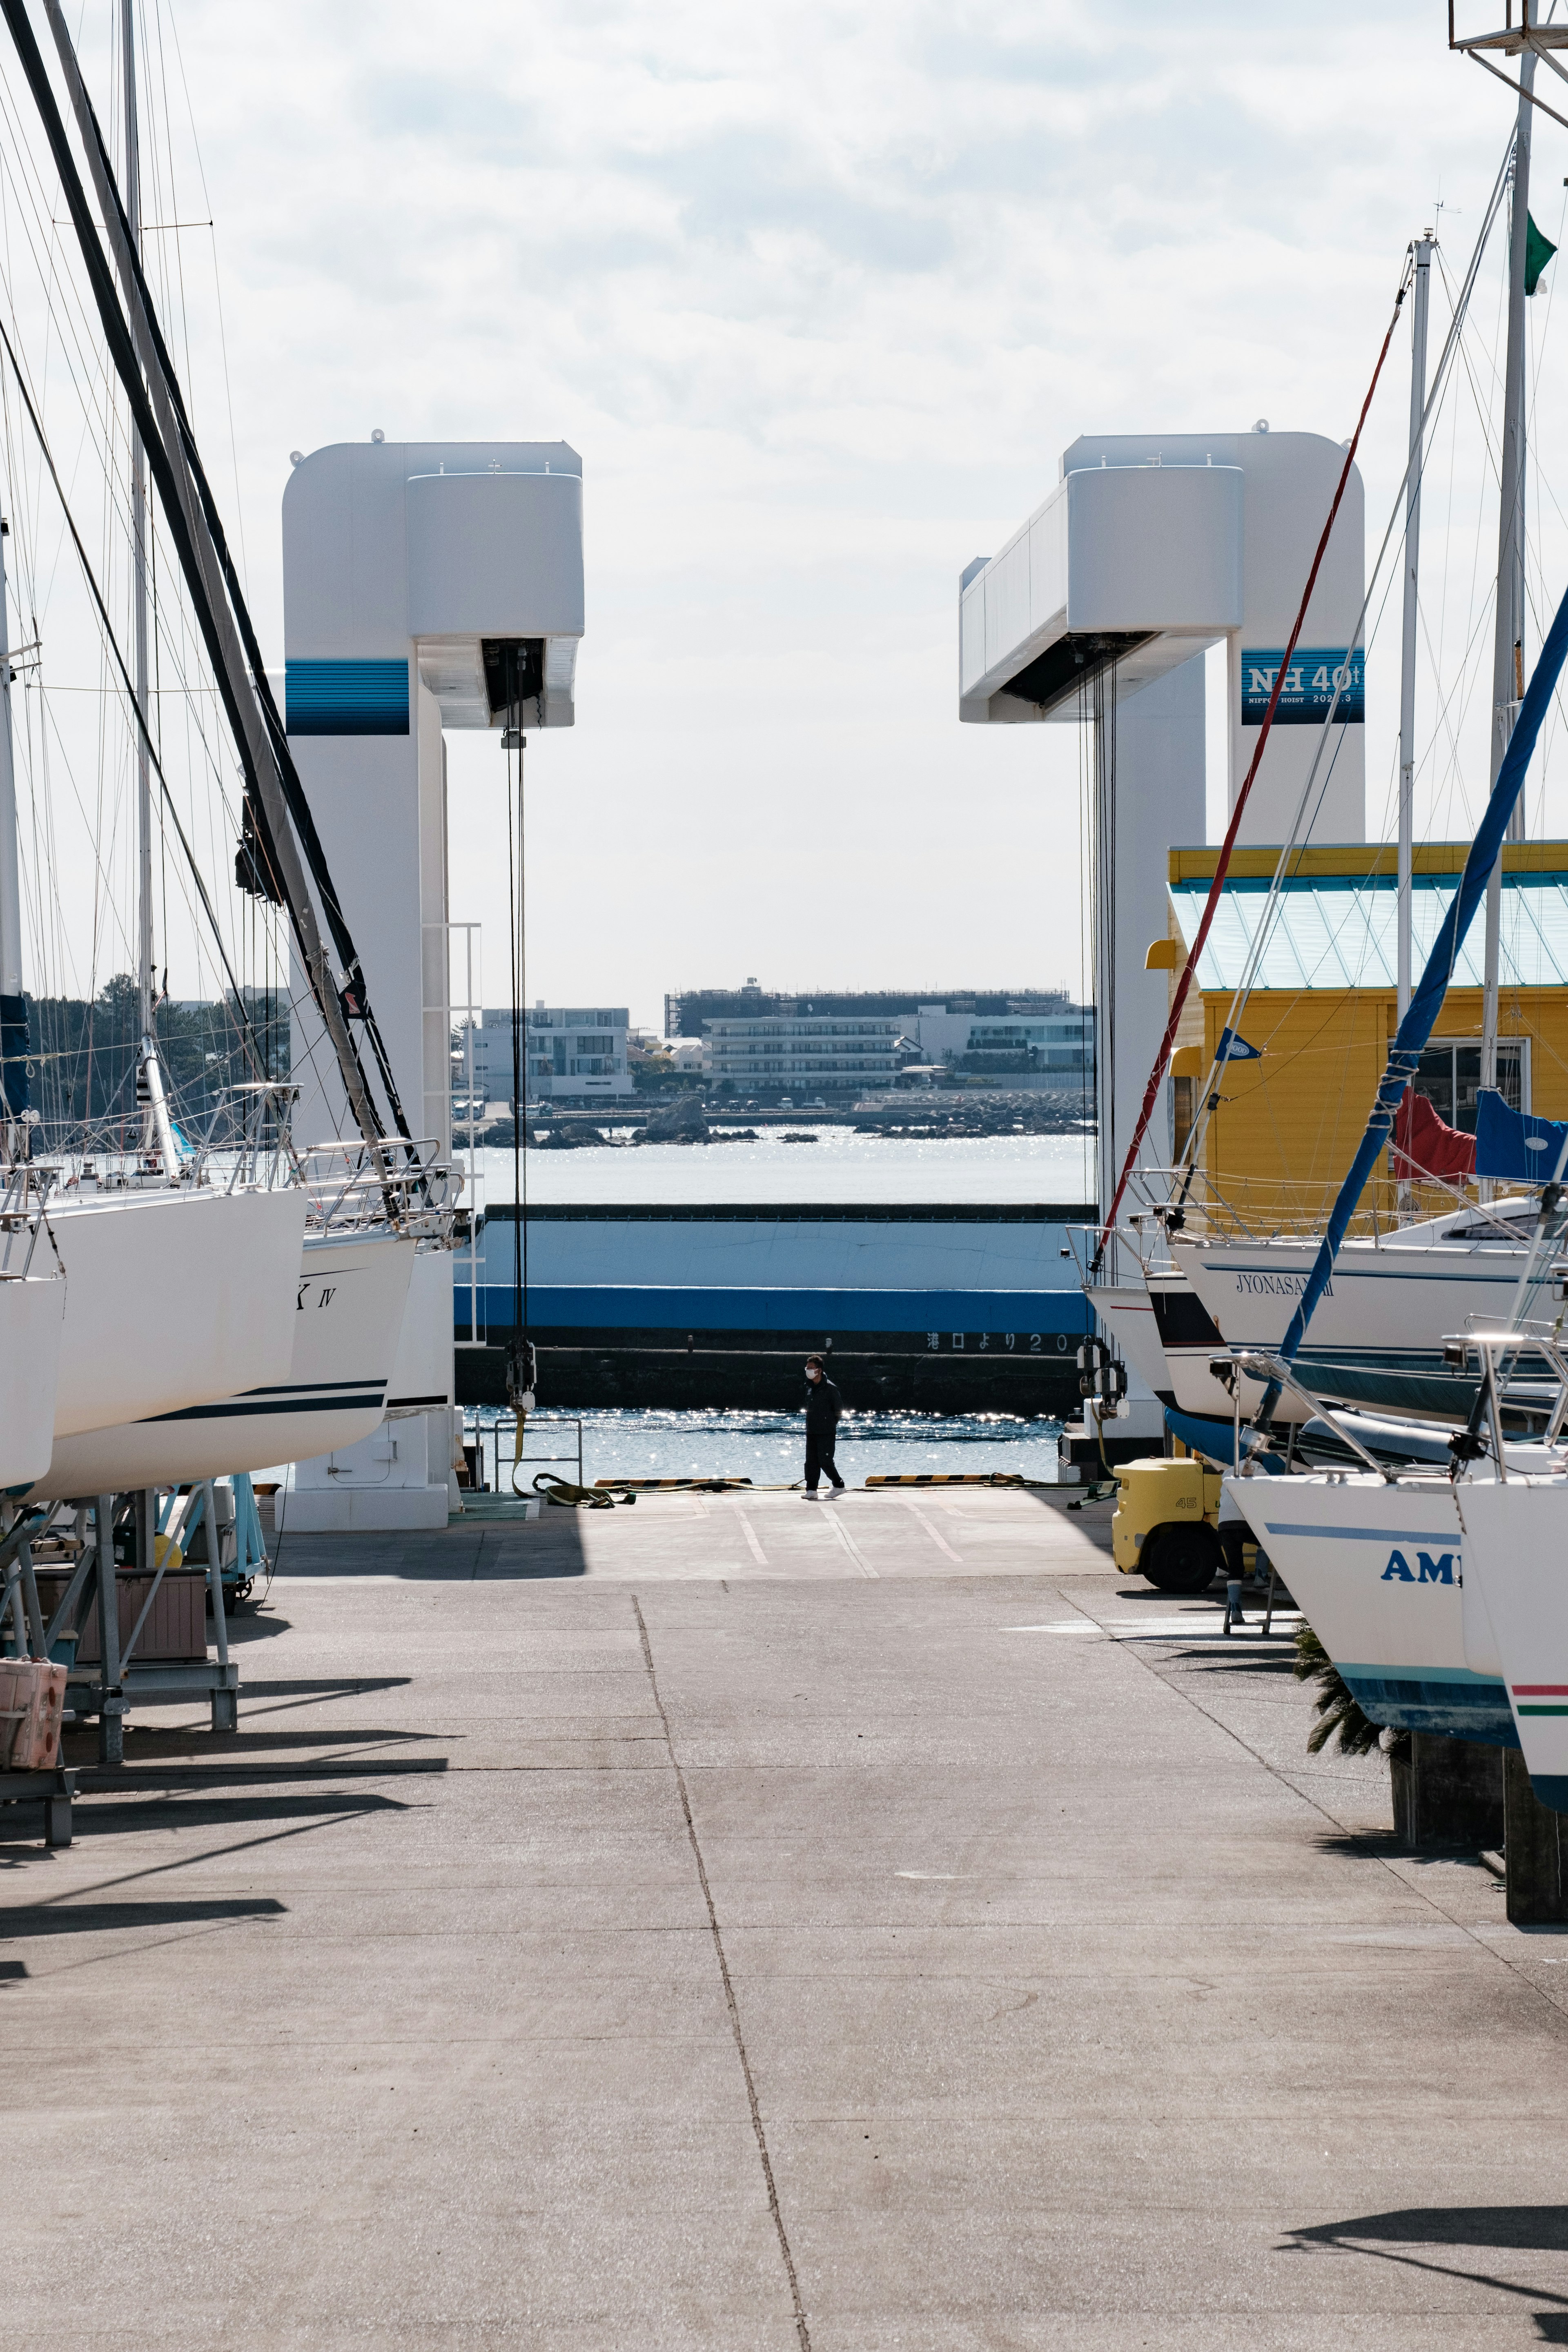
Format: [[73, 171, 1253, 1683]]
[[459, 1003, 633, 1106], [703, 1010, 900, 1097], [912, 1005, 1093, 1080]]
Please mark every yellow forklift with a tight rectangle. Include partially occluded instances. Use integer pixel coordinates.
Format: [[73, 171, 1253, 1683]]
[[1109, 1450, 1227, 1593], [1074, 1334, 1230, 1595]]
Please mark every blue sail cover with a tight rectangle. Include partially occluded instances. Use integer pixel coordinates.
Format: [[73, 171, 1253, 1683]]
[[1163, 1408, 1285, 1471], [1474, 1089, 1568, 1185]]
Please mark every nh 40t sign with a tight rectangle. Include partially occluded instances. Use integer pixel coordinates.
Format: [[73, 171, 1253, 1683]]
[[1241, 648, 1365, 726]]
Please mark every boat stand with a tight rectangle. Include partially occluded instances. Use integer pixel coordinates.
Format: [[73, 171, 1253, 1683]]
[[49, 1486, 239, 1762], [0, 1766, 75, 1846], [0, 1509, 77, 1842]]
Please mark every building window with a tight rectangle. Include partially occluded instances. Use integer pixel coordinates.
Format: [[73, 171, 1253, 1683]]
[[1414, 1037, 1526, 1133], [1172, 1075, 1194, 1160]]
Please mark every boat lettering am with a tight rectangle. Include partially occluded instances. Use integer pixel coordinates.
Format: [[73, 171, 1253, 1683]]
[[1381, 1549, 1456, 1585]]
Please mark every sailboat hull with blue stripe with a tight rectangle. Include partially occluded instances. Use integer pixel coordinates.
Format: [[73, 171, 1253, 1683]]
[[1229, 1469, 1517, 1745], [47, 1186, 307, 1437], [24, 1226, 416, 1497]]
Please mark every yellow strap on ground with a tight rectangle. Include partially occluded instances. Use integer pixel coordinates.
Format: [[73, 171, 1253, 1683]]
[[864, 1472, 1052, 1488]]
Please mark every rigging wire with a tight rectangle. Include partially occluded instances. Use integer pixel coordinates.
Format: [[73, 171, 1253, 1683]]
[[1093, 248, 1419, 1265], [1163, 147, 1516, 1213], [0, 301, 268, 1082]]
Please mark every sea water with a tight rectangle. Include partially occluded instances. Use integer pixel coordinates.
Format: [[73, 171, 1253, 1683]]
[[472, 1125, 1094, 1207], [456, 1127, 1088, 1480], [468, 1405, 1065, 1490]]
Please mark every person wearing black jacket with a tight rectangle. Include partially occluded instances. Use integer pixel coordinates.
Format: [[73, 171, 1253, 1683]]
[[802, 1354, 845, 1496]]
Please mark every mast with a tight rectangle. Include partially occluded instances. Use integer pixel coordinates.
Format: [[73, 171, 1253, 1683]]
[[122, 0, 149, 1038], [1396, 234, 1432, 1217], [0, 512, 27, 1137], [1481, 28, 1535, 1191], [119, 0, 175, 1177], [1397, 236, 1432, 1030]]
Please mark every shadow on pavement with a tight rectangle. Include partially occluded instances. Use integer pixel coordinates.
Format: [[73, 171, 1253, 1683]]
[[238, 1677, 412, 1697], [263, 1518, 590, 1580], [1310, 1830, 1481, 1864], [114, 1728, 444, 1757], [69, 1787, 422, 1834], [1282, 2206, 1568, 2326], [4, 1895, 287, 1939], [67, 1756, 446, 1792]]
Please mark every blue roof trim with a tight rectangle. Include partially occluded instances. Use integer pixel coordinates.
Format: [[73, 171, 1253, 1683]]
[[286, 658, 410, 737]]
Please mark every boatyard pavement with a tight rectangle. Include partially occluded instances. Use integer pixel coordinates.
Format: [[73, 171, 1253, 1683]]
[[4, 1484, 1567, 2348]]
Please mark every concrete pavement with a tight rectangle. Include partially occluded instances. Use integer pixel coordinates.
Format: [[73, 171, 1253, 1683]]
[[2, 1485, 1566, 2347]]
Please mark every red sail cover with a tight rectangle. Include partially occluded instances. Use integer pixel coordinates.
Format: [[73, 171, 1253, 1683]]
[[1392, 1087, 1476, 1180]]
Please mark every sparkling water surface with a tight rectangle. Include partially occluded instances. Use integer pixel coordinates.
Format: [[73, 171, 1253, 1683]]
[[467, 1405, 1066, 1490], [470, 1125, 1094, 1207]]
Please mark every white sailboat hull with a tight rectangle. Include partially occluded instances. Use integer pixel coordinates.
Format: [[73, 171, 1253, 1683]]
[[27, 1227, 415, 1497], [0, 1272, 65, 1488], [1088, 1267, 1299, 1423], [1084, 1281, 1172, 1403], [47, 1187, 307, 1438], [1174, 1226, 1536, 1422], [1229, 1471, 1515, 1745], [1451, 1479, 1568, 1811], [1146, 1267, 1280, 1421]]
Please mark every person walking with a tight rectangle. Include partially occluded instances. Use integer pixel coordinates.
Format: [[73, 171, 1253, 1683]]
[[801, 1353, 845, 1497]]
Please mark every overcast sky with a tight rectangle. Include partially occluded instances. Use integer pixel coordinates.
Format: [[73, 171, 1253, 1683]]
[[13, 2, 1568, 1029]]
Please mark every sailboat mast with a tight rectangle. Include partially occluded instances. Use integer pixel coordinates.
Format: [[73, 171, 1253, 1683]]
[[0, 512, 27, 1132], [1395, 232, 1431, 1219], [1481, 30, 1535, 1174], [121, 0, 150, 1039], [118, 0, 178, 1178], [1397, 234, 1432, 1028]]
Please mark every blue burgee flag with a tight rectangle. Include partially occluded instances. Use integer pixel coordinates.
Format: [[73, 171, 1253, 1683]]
[[1474, 1089, 1568, 1186], [1216, 1027, 1263, 1064]]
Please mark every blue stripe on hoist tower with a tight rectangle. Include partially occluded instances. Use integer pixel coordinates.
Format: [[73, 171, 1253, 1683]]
[[285, 657, 410, 736]]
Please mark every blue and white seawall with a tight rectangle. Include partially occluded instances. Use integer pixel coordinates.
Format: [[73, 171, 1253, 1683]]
[[455, 1202, 1095, 1410]]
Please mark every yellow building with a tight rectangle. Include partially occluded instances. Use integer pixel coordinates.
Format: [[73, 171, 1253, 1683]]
[[1159, 840, 1568, 1227]]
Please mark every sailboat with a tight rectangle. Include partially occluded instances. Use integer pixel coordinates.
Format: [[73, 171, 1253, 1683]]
[[0, 1, 433, 1502], [1111, 61, 1561, 1434], [1207, 16, 1568, 1797], [1452, 1456, 1568, 1809]]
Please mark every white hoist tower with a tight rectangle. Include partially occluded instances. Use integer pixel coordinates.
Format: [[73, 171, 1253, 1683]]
[[960, 427, 1364, 1427], [281, 437, 584, 1526]]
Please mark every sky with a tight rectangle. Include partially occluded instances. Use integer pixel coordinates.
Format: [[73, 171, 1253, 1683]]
[[2, 1, 1566, 1034]]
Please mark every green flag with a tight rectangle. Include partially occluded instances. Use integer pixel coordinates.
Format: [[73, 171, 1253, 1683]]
[[1526, 211, 1557, 297]]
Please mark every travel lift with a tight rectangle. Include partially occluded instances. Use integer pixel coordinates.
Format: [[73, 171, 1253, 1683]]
[[959, 429, 1367, 1460], [280, 439, 584, 1529]]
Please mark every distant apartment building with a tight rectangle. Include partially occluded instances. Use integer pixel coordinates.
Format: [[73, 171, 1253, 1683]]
[[666, 980, 1091, 1094], [457, 1003, 633, 1106], [666, 978, 1076, 1038], [914, 1004, 1094, 1079], [703, 1010, 900, 1097]]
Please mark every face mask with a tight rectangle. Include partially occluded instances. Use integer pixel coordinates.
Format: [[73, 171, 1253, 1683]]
[[806, 1368, 820, 1381]]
